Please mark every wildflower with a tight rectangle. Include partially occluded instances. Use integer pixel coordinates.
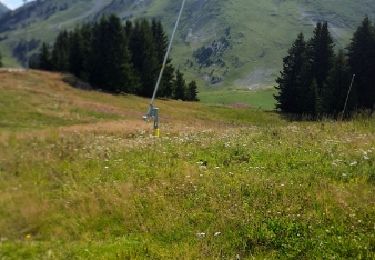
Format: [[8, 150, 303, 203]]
[[297, 233, 301, 237], [104, 166, 109, 169], [342, 173, 347, 178], [281, 183, 285, 187], [196, 232, 206, 238], [214, 232, 222, 237], [297, 214, 301, 217], [349, 161, 358, 167], [25, 234, 31, 240]]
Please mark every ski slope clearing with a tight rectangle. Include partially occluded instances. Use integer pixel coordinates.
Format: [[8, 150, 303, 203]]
[[0, 71, 374, 258]]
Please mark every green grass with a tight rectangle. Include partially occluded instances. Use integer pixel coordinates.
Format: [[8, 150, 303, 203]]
[[0, 71, 374, 259], [199, 88, 276, 110]]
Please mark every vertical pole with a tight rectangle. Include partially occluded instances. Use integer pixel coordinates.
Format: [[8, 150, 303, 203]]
[[341, 74, 356, 120], [153, 108, 160, 137]]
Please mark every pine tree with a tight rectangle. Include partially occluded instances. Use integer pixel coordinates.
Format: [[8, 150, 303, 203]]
[[51, 30, 70, 71], [129, 19, 158, 97], [347, 16, 375, 110], [0, 51, 3, 68], [307, 22, 335, 115], [186, 80, 199, 101], [89, 15, 137, 93], [158, 60, 175, 98], [78, 23, 92, 81], [68, 29, 84, 78], [151, 20, 175, 99], [323, 50, 355, 116], [274, 33, 309, 113], [174, 70, 186, 100], [39, 42, 52, 70]]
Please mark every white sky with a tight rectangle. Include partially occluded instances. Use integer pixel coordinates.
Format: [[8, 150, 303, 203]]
[[1, 0, 35, 10]]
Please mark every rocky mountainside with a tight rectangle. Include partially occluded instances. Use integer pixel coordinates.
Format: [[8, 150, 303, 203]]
[[0, 0, 374, 88], [0, 2, 9, 16]]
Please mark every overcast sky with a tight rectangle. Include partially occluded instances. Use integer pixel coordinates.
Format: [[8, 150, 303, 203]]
[[1, 0, 34, 10]]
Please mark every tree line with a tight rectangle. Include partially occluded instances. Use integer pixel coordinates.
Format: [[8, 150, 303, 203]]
[[274, 17, 375, 117], [31, 15, 198, 101], [0, 50, 2, 68]]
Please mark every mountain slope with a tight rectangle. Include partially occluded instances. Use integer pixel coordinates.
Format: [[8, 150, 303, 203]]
[[0, 70, 374, 259], [0, 0, 374, 88], [0, 2, 9, 16]]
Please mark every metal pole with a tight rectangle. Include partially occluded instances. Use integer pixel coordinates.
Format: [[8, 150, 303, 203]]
[[341, 74, 356, 120], [149, 0, 187, 108], [144, 0, 187, 137]]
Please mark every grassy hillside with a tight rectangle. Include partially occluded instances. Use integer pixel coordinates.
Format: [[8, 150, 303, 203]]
[[0, 0, 374, 88], [0, 70, 374, 259]]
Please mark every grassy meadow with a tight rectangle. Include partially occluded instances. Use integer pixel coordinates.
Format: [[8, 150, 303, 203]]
[[0, 71, 374, 259]]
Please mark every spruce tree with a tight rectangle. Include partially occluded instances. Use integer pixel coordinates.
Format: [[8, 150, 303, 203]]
[[68, 29, 84, 78], [39, 42, 52, 70], [51, 30, 70, 71], [0, 51, 3, 68], [307, 22, 335, 114], [174, 70, 186, 100], [323, 50, 355, 115], [347, 16, 375, 110], [89, 15, 137, 93], [129, 19, 158, 97], [186, 81, 199, 101], [158, 60, 175, 98], [274, 33, 309, 113]]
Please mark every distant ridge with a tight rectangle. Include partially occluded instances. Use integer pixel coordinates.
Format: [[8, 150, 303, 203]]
[[0, 0, 374, 87], [0, 2, 10, 15]]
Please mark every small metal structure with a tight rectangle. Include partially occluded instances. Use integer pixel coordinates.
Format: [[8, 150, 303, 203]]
[[341, 74, 356, 120], [143, 0, 187, 137]]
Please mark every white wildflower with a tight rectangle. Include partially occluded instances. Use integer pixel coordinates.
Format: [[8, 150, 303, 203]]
[[196, 232, 206, 238], [214, 232, 222, 237], [349, 161, 358, 167]]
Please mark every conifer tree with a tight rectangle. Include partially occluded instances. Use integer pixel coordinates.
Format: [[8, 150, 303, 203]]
[[274, 33, 309, 113], [158, 60, 175, 98], [51, 30, 70, 71], [89, 15, 136, 93], [307, 22, 335, 114], [77, 23, 92, 81], [129, 19, 158, 97], [174, 70, 186, 100], [347, 16, 375, 110], [323, 50, 355, 115], [39, 42, 52, 70], [186, 81, 199, 101], [68, 29, 84, 78], [0, 51, 3, 68]]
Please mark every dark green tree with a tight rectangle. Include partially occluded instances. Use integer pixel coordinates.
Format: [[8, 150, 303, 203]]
[[173, 70, 186, 100], [129, 19, 158, 97], [323, 50, 355, 115], [307, 22, 335, 114], [274, 33, 310, 113], [68, 29, 85, 78], [158, 60, 175, 98], [347, 16, 375, 110], [0, 50, 3, 68], [185, 80, 199, 101], [39, 42, 52, 70], [51, 30, 70, 71], [89, 15, 137, 93]]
